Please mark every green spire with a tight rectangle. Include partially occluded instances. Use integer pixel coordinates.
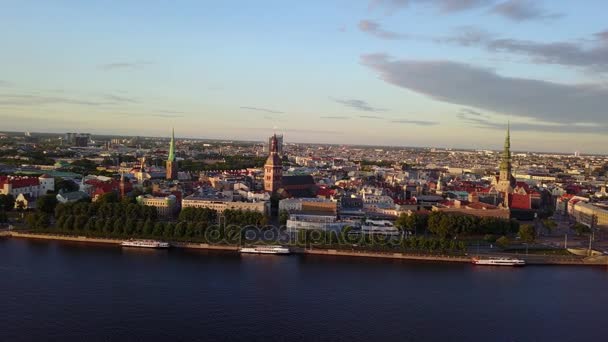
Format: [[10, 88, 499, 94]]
[[168, 128, 175, 162]]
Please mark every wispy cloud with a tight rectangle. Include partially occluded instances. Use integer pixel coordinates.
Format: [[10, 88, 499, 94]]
[[370, 0, 493, 14], [457, 111, 606, 134], [320, 115, 349, 119], [0, 80, 12, 87], [332, 98, 386, 112], [103, 94, 137, 103], [369, 0, 558, 21], [491, 0, 562, 21], [361, 53, 608, 127], [240, 106, 284, 114], [437, 27, 608, 72], [359, 115, 384, 119], [391, 119, 438, 126], [0, 93, 138, 107], [99, 61, 152, 70], [358, 20, 408, 40]]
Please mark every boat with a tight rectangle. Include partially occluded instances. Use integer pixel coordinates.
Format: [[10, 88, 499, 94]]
[[239, 245, 290, 255], [472, 257, 525, 266], [121, 239, 170, 249]]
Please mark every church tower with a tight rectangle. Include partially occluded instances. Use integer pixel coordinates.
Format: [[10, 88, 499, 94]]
[[496, 123, 516, 204], [166, 129, 178, 180], [264, 134, 283, 193]]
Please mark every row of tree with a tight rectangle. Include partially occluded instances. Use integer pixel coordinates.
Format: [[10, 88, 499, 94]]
[[395, 211, 520, 238], [294, 229, 467, 254]]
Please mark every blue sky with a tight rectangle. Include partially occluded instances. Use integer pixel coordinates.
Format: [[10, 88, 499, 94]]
[[1, 0, 607, 153]]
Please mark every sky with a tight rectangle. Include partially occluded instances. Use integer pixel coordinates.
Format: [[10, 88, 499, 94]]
[[1, 0, 607, 153]]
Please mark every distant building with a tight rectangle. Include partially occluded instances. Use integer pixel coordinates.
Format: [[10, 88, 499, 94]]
[[264, 134, 282, 193], [166, 129, 178, 180], [65, 133, 90, 147], [182, 193, 269, 215], [137, 194, 178, 218]]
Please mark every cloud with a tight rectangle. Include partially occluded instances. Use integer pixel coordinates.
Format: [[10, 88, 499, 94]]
[[369, 0, 493, 14], [149, 113, 185, 118], [391, 119, 438, 126], [0, 93, 140, 107], [99, 61, 152, 70], [439, 27, 608, 72], [332, 98, 386, 112], [103, 94, 137, 103], [358, 20, 408, 40], [369, 0, 558, 21], [320, 116, 349, 119], [240, 106, 284, 114], [457, 111, 606, 134], [361, 53, 608, 127], [0, 80, 12, 87], [491, 0, 561, 21], [359, 115, 383, 119]]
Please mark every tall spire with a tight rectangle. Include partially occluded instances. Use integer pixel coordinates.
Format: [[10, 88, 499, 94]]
[[500, 122, 511, 171], [168, 128, 176, 162]]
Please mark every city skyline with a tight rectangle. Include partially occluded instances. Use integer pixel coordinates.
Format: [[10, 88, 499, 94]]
[[1, 1, 607, 153]]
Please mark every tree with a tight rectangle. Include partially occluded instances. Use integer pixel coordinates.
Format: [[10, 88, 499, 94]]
[[542, 219, 557, 234], [55, 178, 79, 193], [573, 223, 591, 236], [518, 224, 535, 243], [97, 192, 119, 205], [496, 236, 511, 249], [278, 210, 289, 225], [0, 194, 15, 211], [37, 194, 59, 214]]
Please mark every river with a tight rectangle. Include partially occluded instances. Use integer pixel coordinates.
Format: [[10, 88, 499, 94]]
[[1, 238, 607, 341]]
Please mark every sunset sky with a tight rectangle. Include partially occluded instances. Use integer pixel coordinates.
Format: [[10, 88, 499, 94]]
[[1, 0, 607, 153]]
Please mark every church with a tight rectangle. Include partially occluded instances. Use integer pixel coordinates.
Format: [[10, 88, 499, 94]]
[[264, 134, 317, 198]]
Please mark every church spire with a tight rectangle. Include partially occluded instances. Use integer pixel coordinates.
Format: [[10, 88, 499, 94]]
[[500, 122, 511, 171], [168, 128, 176, 162]]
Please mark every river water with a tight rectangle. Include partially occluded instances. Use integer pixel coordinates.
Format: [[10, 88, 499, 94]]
[[1, 238, 607, 341]]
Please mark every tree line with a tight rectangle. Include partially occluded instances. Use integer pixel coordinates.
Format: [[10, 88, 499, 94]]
[[395, 211, 519, 239]]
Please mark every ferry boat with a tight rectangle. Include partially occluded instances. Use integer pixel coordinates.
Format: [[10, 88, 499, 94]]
[[472, 257, 525, 266], [239, 245, 290, 255], [121, 239, 170, 249]]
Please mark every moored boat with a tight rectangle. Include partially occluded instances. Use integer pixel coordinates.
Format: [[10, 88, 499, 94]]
[[121, 239, 170, 249], [239, 245, 290, 255], [472, 257, 525, 266]]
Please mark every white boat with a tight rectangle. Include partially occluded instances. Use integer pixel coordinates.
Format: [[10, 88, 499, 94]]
[[472, 257, 525, 266], [239, 245, 290, 255], [121, 239, 170, 249]]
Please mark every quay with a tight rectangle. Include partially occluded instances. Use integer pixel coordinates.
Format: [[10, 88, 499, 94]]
[[2, 231, 607, 266]]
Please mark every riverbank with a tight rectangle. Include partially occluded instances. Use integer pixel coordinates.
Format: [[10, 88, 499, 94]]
[[3, 231, 607, 265]]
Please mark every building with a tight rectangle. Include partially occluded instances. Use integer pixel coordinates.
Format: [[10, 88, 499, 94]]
[[264, 134, 282, 193], [166, 129, 178, 180], [571, 201, 608, 231], [279, 175, 317, 198], [279, 198, 337, 214], [286, 213, 350, 232], [137, 194, 178, 218], [0, 175, 55, 198], [182, 194, 269, 215], [65, 133, 90, 147]]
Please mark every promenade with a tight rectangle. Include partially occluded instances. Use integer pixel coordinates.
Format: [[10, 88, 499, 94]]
[[3, 231, 607, 266]]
